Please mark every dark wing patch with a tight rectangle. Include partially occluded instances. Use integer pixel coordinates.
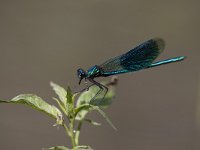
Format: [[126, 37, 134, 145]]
[[99, 38, 165, 75]]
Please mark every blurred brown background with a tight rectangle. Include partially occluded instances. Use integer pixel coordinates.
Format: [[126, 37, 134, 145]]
[[0, 0, 199, 150]]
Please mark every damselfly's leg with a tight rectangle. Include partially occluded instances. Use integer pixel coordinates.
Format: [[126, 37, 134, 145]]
[[88, 78, 108, 105], [95, 85, 108, 105], [74, 83, 95, 94]]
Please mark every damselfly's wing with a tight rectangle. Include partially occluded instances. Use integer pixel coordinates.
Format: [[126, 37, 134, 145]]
[[99, 38, 165, 76]]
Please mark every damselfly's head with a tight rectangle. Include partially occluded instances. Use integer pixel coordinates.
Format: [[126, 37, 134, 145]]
[[77, 68, 87, 85]]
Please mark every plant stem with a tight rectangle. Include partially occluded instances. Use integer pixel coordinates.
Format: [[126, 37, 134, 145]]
[[75, 121, 83, 145], [69, 118, 76, 148], [63, 123, 76, 148]]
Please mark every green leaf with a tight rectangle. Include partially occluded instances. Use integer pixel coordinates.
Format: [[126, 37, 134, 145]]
[[42, 146, 70, 150], [84, 119, 101, 126], [66, 86, 74, 118], [50, 81, 67, 108], [43, 145, 93, 150], [0, 94, 63, 125], [90, 105, 117, 130], [67, 86, 73, 104], [74, 145, 93, 150], [75, 104, 116, 130], [74, 104, 91, 120], [53, 97, 68, 116]]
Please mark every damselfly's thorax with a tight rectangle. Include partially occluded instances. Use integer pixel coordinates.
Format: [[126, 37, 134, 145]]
[[87, 65, 102, 78]]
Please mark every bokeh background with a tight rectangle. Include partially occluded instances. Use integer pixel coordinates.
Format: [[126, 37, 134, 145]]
[[0, 0, 199, 150]]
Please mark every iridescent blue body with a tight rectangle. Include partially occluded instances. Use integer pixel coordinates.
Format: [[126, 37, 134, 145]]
[[77, 38, 186, 102]]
